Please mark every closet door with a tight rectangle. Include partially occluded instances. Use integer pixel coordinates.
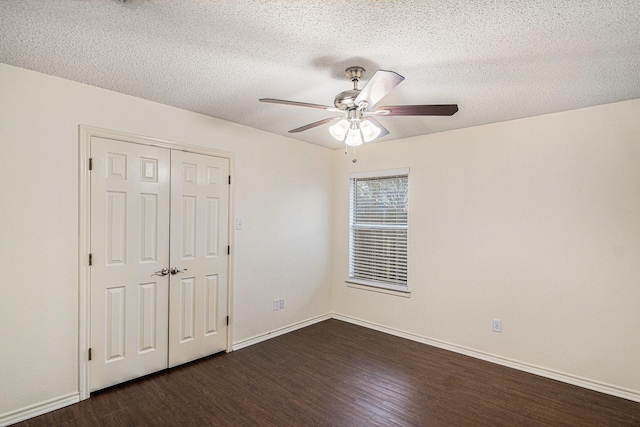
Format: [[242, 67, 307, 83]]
[[168, 151, 230, 367], [90, 138, 171, 391]]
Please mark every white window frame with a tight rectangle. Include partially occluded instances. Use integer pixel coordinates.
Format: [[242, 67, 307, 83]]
[[347, 168, 409, 293]]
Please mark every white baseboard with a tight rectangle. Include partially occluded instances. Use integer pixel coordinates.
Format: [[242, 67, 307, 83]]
[[232, 313, 332, 351], [333, 313, 640, 403], [0, 392, 79, 427]]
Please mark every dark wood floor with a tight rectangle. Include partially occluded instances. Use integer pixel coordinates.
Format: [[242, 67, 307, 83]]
[[17, 319, 640, 426]]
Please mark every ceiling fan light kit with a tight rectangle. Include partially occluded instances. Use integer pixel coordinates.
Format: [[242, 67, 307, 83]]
[[328, 105, 382, 146], [329, 117, 381, 146], [259, 66, 458, 156]]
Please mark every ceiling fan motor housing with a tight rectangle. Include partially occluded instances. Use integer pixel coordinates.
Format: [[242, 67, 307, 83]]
[[334, 89, 361, 110], [334, 66, 367, 110]]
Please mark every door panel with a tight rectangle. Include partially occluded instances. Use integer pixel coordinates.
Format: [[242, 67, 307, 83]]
[[169, 151, 229, 367], [90, 138, 171, 391]]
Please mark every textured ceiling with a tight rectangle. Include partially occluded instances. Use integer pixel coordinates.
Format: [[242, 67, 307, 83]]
[[1, 0, 639, 149]]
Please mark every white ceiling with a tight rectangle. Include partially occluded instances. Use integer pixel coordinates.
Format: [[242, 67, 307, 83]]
[[1, 0, 639, 149]]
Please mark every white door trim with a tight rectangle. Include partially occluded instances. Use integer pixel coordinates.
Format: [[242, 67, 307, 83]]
[[78, 125, 236, 400]]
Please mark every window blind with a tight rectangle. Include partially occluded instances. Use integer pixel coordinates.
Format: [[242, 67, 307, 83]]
[[349, 173, 408, 289]]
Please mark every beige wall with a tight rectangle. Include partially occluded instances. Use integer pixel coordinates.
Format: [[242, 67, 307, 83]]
[[332, 98, 640, 395], [0, 64, 333, 416]]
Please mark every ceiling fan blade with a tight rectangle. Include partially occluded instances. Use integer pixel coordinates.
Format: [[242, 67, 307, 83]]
[[289, 117, 340, 133], [364, 117, 390, 138], [259, 98, 341, 112], [354, 70, 405, 109], [373, 104, 459, 116]]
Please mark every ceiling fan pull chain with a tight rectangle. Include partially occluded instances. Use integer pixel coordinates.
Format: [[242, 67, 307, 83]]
[[343, 128, 350, 153], [352, 127, 365, 163]]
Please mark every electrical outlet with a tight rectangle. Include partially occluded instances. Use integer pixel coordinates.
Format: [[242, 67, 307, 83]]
[[492, 318, 502, 333], [273, 299, 280, 311], [279, 298, 285, 309]]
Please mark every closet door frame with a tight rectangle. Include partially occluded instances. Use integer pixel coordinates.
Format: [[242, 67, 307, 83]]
[[78, 125, 235, 400]]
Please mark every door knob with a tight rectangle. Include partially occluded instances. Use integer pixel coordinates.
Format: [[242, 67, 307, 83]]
[[170, 267, 188, 275], [151, 268, 170, 276]]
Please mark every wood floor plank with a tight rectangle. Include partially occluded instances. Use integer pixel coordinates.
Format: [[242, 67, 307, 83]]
[[16, 319, 640, 426]]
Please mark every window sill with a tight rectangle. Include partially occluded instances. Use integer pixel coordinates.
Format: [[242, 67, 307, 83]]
[[345, 280, 411, 298]]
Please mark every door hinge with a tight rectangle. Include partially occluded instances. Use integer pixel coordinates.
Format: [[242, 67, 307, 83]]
[[89, 253, 93, 266], [228, 175, 231, 185], [88, 347, 92, 361], [89, 158, 93, 170], [226, 316, 229, 326], [227, 246, 230, 255]]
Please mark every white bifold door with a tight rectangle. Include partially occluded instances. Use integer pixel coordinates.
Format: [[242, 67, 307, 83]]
[[90, 137, 229, 392]]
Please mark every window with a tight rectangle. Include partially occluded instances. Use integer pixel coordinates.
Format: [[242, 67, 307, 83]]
[[348, 169, 409, 292]]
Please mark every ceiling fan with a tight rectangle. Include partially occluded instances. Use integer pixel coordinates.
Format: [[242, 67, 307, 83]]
[[259, 66, 458, 148]]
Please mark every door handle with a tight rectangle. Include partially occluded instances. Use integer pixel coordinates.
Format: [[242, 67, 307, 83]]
[[151, 268, 170, 276], [170, 267, 188, 275]]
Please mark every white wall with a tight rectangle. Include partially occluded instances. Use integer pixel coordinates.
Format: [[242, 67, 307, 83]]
[[0, 63, 333, 417], [2, 60, 639, 420], [332, 98, 640, 396]]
